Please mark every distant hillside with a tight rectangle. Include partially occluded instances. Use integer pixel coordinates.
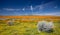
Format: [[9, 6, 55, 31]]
[[0, 16, 60, 22], [0, 16, 60, 19]]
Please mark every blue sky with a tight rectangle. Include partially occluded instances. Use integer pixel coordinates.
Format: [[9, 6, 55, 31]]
[[0, 0, 60, 16]]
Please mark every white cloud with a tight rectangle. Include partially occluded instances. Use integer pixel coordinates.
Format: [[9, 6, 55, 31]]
[[0, 10, 1, 11], [34, 1, 56, 10], [1, 1, 60, 16], [22, 8, 25, 11], [2, 0, 56, 11], [32, 12, 60, 16], [3, 8, 21, 11], [2, 8, 60, 16], [54, 6, 58, 8]]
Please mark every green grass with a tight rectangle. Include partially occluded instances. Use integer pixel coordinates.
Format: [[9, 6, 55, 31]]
[[0, 20, 60, 35]]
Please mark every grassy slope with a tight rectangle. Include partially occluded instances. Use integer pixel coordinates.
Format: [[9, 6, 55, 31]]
[[0, 20, 60, 35]]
